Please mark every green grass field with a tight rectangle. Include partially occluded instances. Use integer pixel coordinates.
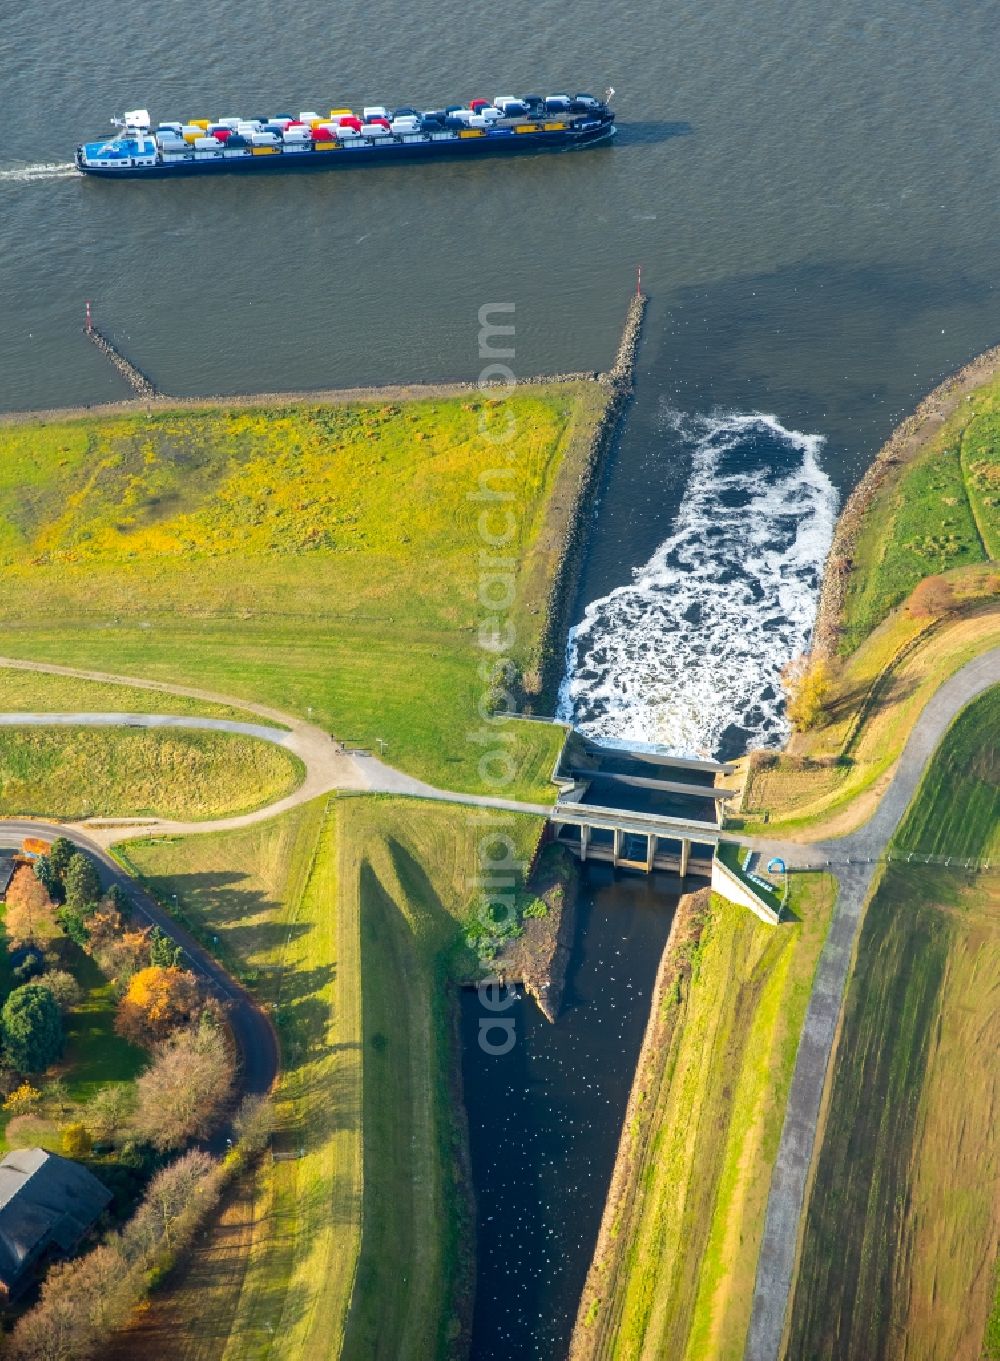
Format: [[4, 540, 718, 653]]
[[116, 795, 543, 1361], [840, 376, 999, 654], [0, 388, 604, 799], [786, 690, 1000, 1361], [0, 726, 304, 820], [0, 665, 261, 723], [574, 875, 834, 1361]]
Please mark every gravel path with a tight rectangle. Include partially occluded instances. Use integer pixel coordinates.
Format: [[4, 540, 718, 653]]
[[744, 646, 1000, 1361]]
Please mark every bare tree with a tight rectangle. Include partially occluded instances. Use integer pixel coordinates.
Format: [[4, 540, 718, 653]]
[[132, 1020, 235, 1151]]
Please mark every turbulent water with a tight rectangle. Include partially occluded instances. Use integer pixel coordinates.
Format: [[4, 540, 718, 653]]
[[558, 410, 838, 759], [0, 162, 76, 181]]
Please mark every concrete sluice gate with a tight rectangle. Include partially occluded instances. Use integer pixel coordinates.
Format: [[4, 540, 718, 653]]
[[549, 731, 731, 878]]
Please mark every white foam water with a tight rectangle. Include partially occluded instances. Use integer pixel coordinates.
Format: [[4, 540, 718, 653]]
[[0, 162, 76, 182], [557, 409, 839, 759]]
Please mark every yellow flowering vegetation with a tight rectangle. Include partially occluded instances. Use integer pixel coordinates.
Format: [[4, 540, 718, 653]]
[[0, 386, 604, 796]]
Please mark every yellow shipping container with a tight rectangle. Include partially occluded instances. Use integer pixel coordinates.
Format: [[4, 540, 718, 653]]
[[313, 142, 340, 151], [191, 119, 211, 129], [309, 119, 326, 128], [459, 128, 484, 138], [251, 145, 278, 155], [515, 124, 539, 133], [546, 121, 567, 131], [329, 108, 353, 117], [182, 130, 200, 143]]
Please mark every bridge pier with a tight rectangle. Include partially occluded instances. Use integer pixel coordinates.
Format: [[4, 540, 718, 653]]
[[612, 826, 624, 865], [580, 822, 590, 862], [646, 833, 656, 872]]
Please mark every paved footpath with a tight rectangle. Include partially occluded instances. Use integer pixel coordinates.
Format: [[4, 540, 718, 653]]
[[744, 647, 1000, 1361]]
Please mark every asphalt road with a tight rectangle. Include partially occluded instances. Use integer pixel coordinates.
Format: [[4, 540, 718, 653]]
[[744, 646, 1000, 1361]]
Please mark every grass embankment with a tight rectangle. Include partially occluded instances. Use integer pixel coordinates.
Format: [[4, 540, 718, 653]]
[[785, 688, 1000, 1361], [0, 390, 606, 799], [742, 362, 999, 837], [741, 589, 1000, 835], [115, 795, 543, 1361], [572, 875, 834, 1361], [839, 376, 999, 652], [0, 726, 304, 820]]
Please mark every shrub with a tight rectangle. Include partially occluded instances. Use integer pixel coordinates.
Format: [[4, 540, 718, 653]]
[[782, 654, 834, 732], [61, 1122, 93, 1158], [907, 573, 956, 619], [3, 1082, 42, 1116], [37, 969, 82, 1014], [84, 1083, 136, 1144]]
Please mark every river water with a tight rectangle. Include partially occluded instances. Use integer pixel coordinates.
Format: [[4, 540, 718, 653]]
[[3, 2, 998, 1357]]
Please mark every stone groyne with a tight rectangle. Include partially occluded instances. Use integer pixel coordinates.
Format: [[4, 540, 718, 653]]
[[812, 341, 1000, 659], [536, 290, 648, 707], [84, 322, 158, 399]]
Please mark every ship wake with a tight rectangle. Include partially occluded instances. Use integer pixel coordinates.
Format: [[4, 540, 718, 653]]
[[0, 162, 76, 182], [557, 409, 838, 760]]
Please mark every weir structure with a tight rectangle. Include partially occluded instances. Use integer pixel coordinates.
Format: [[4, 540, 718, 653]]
[[548, 731, 731, 881]]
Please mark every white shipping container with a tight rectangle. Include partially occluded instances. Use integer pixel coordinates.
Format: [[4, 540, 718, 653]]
[[363, 105, 389, 119]]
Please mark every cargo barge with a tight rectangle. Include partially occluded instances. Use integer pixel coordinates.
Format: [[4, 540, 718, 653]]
[[76, 92, 615, 178]]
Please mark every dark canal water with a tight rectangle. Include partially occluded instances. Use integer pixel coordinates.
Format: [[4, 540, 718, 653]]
[[460, 869, 676, 1359], [3, 2, 998, 1357]]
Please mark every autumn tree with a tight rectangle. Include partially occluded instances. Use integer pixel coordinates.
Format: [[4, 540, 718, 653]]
[[7, 1242, 131, 1361], [781, 653, 834, 732], [124, 1148, 216, 1255], [115, 966, 202, 1047], [907, 573, 956, 619], [3, 867, 59, 945], [1, 983, 64, 1073], [133, 1019, 235, 1150]]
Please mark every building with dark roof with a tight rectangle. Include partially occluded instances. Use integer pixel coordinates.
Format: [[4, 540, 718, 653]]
[[0, 1148, 112, 1297], [0, 856, 16, 900]]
